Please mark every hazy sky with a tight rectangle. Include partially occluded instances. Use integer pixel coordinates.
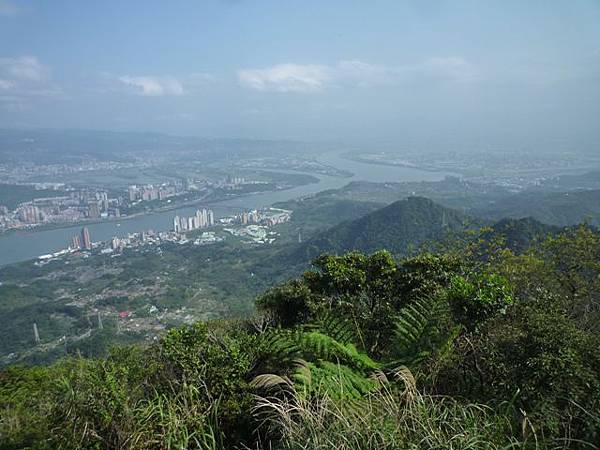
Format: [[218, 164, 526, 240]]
[[1, 0, 599, 144]]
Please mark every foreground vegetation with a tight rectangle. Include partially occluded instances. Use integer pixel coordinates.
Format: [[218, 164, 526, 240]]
[[1, 224, 599, 449]]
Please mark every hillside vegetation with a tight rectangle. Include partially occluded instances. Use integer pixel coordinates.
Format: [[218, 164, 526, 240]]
[[1, 222, 599, 449]]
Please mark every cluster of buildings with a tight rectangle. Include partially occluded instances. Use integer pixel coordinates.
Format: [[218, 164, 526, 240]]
[[35, 205, 294, 267], [69, 226, 93, 250], [127, 184, 179, 202], [173, 208, 215, 233], [183, 175, 262, 192], [0, 189, 121, 231], [107, 229, 161, 253], [0, 173, 264, 232], [232, 208, 292, 227]]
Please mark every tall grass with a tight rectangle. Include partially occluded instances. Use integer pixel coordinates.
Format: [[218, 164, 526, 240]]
[[252, 368, 526, 450]]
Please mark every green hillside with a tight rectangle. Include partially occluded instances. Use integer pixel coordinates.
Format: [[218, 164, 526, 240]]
[[289, 196, 471, 261], [1, 225, 599, 449]]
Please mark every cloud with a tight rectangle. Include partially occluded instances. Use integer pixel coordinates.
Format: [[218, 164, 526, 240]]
[[238, 58, 480, 93], [238, 64, 331, 93], [0, 56, 59, 109], [114, 72, 214, 96], [118, 75, 185, 96], [0, 56, 47, 82]]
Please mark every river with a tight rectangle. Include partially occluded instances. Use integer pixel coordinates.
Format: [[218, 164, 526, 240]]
[[0, 152, 449, 266]]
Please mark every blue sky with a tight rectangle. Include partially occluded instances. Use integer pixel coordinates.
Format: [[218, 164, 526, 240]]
[[1, 0, 599, 145]]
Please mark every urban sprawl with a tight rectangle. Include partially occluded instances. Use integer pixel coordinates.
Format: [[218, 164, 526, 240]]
[[36, 206, 292, 266], [0, 175, 261, 232]]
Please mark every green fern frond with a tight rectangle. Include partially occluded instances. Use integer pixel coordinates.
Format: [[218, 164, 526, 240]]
[[293, 330, 378, 371], [292, 361, 379, 400], [259, 330, 301, 363], [308, 311, 358, 345], [391, 295, 450, 367]]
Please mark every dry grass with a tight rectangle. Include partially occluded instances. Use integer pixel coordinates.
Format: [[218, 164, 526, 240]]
[[252, 367, 526, 450]]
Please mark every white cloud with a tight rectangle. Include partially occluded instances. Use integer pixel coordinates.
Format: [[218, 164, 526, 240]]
[[0, 56, 59, 108], [0, 56, 47, 82], [238, 63, 331, 93], [238, 58, 480, 93], [118, 75, 185, 96]]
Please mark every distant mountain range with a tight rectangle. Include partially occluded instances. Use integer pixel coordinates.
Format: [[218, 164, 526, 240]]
[[472, 189, 600, 226]]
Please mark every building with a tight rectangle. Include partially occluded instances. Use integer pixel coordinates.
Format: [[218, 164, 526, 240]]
[[70, 234, 81, 250], [111, 236, 121, 250], [88, 203, 101, 219], [81, 227, 92, 250], [99, 192, 109, 211], [19, 205, 40, 224], [128, 186, 138, 202], [173, 208, 215, 234]]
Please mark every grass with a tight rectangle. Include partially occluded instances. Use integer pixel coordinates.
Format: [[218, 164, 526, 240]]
[[252, 368, 527, 450]]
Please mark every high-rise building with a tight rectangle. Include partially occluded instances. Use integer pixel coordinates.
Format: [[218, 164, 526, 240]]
[[180, 216, 188, 231], [81, 227, 92, 250], [19, 205, 40, 223], [173, 208, 215, 234], [99, 192, 109, 211], [70, 234, 81, 250], [88, 203, 101, 219], [128, 186, 138, 202]]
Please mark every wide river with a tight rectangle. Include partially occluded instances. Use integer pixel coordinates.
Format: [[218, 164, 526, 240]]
[[0, 152, 449, 266]]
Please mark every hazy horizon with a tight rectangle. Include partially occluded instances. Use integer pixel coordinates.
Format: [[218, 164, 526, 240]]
[[1, 0, 599, 145]]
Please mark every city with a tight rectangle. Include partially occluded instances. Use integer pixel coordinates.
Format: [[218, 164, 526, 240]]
[[34, 206, 292, 266], [0, 174, 282, 233]]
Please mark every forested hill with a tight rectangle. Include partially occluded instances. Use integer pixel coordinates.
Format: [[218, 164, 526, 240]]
[[275, 197, 562, 272], [288, 196, 470, 261], [487, 217, 558, 252]]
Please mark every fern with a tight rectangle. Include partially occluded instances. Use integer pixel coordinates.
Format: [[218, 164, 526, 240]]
[[257, 329, 301, 367], [307, 311, 358, 345], [294, 330, 378, 371], [292, 360, 379, 400], [254, 327, 380, 400], [390, 295, 451, 367]]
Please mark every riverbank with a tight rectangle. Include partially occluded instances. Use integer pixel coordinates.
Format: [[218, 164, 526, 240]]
[[0, 151, 451, 266], [0, 173, 320, 237]]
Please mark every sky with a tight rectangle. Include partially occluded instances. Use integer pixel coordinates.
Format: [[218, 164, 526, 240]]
[[1, 0, 599, 146]]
